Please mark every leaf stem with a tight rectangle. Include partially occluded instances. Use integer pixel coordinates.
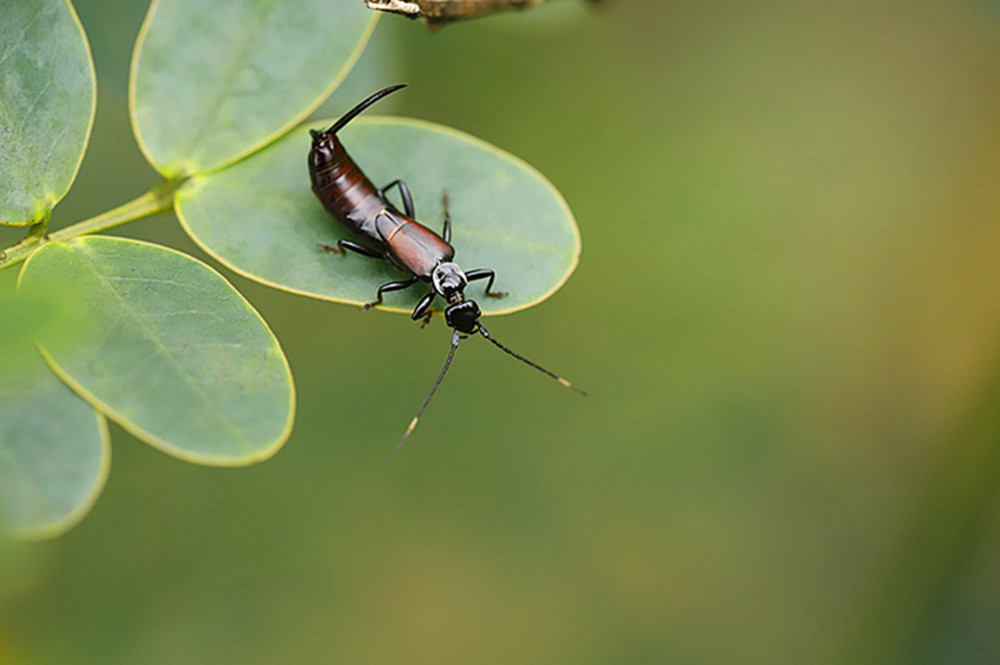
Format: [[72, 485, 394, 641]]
[[0, 179, 181, 272]]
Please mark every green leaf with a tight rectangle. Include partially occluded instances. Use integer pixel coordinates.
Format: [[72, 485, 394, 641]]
[[175, 117, 581, 315], [0, 0, 97, 226], [130, 0, 376, 177], [0, 287, 56, 369], [0, 276, 86, 373], [0, 351, 109, 540], [17, 236, 295, 466]]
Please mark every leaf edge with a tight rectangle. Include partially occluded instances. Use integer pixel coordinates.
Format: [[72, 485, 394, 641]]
[[0, 0, 98, 227], [127, 0, 381, 178], [174, 114, 582, 316], [18, 236, 297, 468], [8, 410, 110, 541]]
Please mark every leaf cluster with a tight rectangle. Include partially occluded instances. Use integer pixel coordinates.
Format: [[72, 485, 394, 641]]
[[0, 0, 580, 538]]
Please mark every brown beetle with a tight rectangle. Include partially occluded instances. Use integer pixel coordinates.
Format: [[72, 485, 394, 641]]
[[309, 85, 584, 452]]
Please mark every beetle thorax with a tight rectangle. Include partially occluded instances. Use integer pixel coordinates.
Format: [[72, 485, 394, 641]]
[[432, 262, 468, 302]]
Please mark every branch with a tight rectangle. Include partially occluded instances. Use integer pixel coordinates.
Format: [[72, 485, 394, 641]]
[[365, 0, 596, 28], [0, 179, 181, 273]]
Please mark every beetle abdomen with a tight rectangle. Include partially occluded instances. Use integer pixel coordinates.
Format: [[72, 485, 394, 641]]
[[375, 212, 455, 278], [310, 138, 385, 238]]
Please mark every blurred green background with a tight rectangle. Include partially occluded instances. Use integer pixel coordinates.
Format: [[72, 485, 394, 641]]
[[4, 0, 1000, 663]]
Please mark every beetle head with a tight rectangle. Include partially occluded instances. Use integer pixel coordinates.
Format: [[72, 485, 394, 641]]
[[445, 300, 481, 333]]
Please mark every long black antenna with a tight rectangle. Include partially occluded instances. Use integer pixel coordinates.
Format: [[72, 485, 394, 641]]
[[391, 329, 462, 456], [478, 325, 587, 396], [327, 83, 406, 135]]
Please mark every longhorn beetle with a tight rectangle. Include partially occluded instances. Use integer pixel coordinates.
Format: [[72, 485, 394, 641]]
[[309, 84, 585, 453]]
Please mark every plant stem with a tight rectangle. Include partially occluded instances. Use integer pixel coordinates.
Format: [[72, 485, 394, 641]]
[[0, 179, 180, 272]]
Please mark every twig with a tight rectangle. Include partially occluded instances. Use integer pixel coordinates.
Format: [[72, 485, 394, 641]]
[[0, 179, 180, 272], [365, 0, 597, 29]]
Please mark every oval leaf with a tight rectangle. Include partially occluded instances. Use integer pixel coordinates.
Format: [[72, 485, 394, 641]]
[[175, 117, 580, 315], [0, 276, 88, 373], [0, 351, 109, 540], [17, 236, 295, 465], [130, 0, 376, 177], [0, 0, 96, 226]]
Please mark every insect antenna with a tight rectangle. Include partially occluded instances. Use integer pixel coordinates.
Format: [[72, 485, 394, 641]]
[[478, 325, 588, 396], [326, 83, 407, 135], [391, 329, 463, 457]]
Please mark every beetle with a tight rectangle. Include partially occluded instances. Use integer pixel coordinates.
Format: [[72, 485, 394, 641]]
[[309, 84, 584, 452]]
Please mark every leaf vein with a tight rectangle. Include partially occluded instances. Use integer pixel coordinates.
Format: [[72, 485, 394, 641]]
[[74, 249, 257, 451]]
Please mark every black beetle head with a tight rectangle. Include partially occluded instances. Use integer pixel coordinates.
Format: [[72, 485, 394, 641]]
[[445, 300, 481, 333]]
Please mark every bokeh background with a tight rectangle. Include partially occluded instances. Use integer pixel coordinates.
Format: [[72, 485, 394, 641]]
[[3, 0, 1000, 663]]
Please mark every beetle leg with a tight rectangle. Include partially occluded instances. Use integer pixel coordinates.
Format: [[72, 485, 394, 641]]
[[381, 179, 415, 217], [441, 189, 452, 243], [318, 239, 382, 259], [362, 277, 419, 310], [465, 268, 507, 298], [411, 291, 436, 326]]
